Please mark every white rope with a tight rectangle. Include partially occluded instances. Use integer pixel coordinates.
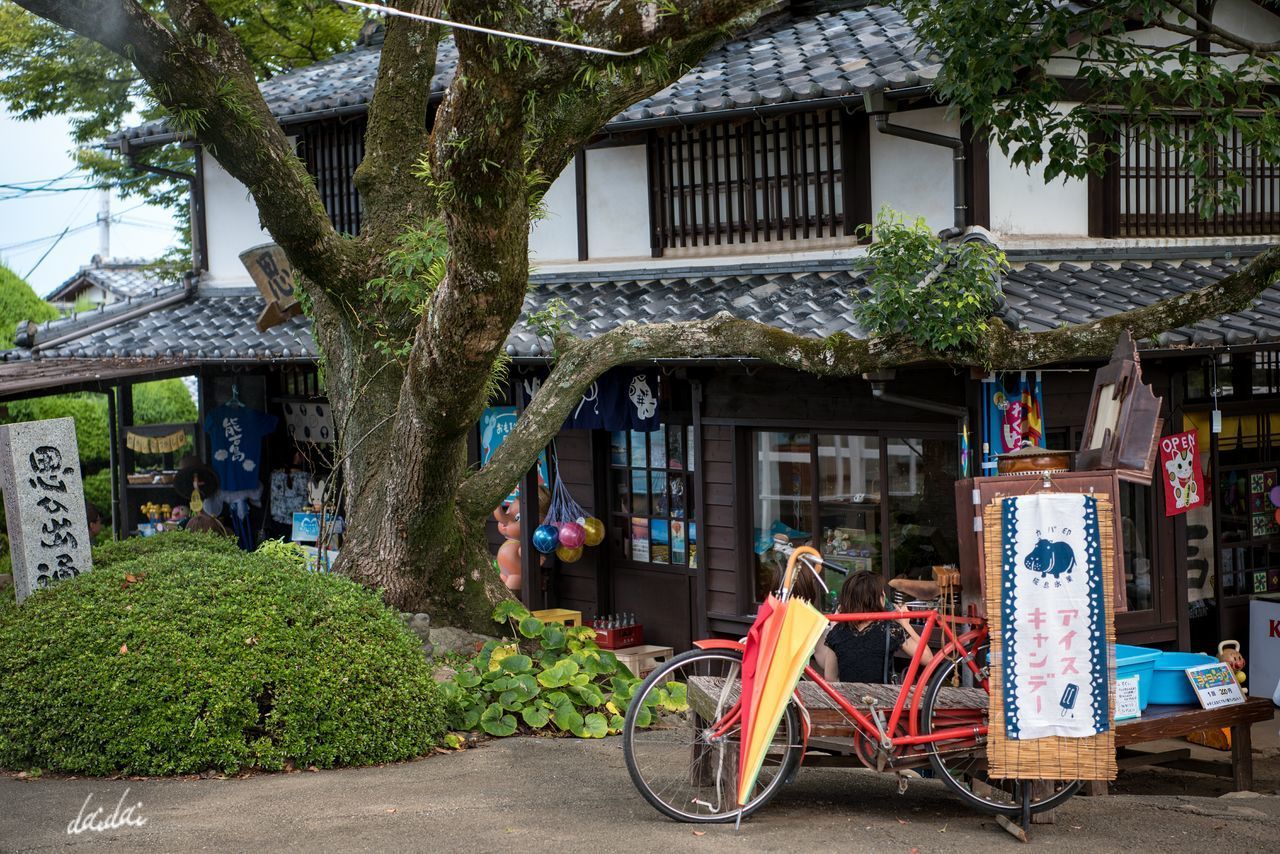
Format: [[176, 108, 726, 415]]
[[334, 0, 649, 57]]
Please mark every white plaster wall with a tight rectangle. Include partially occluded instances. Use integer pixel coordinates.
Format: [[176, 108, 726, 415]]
[[528, 166, 578, 263], [987, 114, 1090, 237], [585, 145, 650, 259], [201, 151, 271, 286], [868, 107, 957, 232], [1215, 0, 1280, 38]]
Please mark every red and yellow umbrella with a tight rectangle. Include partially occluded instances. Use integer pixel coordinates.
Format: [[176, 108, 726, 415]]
[[737, 546, 827, 809]]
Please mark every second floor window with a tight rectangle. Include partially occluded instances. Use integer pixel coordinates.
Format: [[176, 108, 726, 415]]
[[300, 117, 367, 236], [648, 109, 866, 254], [1092, 116, 1280, 239]]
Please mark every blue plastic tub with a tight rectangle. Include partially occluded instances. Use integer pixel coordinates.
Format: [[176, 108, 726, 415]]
[[1149, 651, 1217, 705], [1114, 644, 1161, 710]]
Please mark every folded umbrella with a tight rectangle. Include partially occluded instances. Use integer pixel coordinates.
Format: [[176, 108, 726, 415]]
[[736, 590, 826, 808]]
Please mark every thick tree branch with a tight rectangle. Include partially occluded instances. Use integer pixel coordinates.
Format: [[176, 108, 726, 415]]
[[459, 245, 1280, 517], [14, 0, 364, 304], [354, 0, 442, 251]]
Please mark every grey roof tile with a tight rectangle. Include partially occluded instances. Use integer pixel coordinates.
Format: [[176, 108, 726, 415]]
[[115, 6, 936, 143], [9, 252, 1278, 367]]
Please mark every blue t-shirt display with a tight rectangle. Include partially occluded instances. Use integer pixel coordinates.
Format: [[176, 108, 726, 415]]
[[204, 404, 278, 492]]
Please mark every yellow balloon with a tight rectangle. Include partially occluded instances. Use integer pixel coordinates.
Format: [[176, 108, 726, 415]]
[[581, 517, 605, 547], [555, 545, 583, 563]]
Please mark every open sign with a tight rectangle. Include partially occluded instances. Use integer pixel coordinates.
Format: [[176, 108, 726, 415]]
[[1160, 430, 1204, 516]]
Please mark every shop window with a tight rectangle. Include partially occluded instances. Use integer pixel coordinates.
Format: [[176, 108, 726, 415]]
[[1214, 416, 1280, 596], [609, 426, 696, 567], [1119, 481, 1154, 612], [750, 430, 958, 610]]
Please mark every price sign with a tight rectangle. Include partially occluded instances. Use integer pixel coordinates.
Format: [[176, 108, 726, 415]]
[[1184, 662, 1246, 710], [1115, 676, 1141, 721]]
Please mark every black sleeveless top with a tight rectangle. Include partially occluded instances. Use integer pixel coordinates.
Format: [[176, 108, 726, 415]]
[[826, 622, 905, 683]]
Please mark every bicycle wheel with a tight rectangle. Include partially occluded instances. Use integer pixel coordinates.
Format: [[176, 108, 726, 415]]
[[921, 645, 1081, 817], [622, 648, 802, 823]]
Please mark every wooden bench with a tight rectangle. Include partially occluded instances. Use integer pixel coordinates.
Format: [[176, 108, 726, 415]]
[[1097, 696, 1276, 793], [688, 679, 1274, 792]]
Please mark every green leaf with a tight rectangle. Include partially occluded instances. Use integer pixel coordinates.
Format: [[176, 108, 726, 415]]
[[500, 654, 533, 674], [570, 682, 605, 707], [480, 702, 517, 737], [552, 704, 583, 733], [580, 713, 608, 738], [493, 601, 530, 623], [521, 706, 550, 729], [541, 624, 566, 649], [518, 616, 545, 638], [454, 670, 482, 689], [536, 658, 579, 688]]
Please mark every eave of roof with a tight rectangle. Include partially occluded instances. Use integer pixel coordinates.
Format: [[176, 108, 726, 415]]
[[109, 5, 939, 149]]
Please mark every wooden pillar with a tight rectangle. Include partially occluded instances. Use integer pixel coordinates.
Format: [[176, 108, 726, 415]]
[[115, 382, 134, 536]]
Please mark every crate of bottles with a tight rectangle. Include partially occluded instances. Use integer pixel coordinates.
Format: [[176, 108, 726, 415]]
[[591, 614, 643, 650]]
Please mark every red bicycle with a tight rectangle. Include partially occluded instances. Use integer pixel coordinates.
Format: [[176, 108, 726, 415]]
[[622, 542, 1080, 822]]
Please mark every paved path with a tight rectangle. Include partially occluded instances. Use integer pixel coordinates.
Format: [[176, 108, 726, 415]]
[[1, 736, 1278, 853]]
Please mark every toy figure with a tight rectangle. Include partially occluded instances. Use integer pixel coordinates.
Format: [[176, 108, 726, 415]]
[[492, 487, 551, 592], [1217, 639, 1247, 695]]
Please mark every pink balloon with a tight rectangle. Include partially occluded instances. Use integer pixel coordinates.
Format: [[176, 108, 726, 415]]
[[558, 521, 586, 549], [1269, 486, 1280, 507]]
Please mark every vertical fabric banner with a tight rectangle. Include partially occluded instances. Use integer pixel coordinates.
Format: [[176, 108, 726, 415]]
[[1160, 431, 1205, 516], [983, 373, 1047, 465], [983, 494, 1117, 781], [999, 493, 1108, 739]]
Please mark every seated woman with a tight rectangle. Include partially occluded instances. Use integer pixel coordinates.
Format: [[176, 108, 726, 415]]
[[778, 558, 837, 679], [824, 571, 932, 684]]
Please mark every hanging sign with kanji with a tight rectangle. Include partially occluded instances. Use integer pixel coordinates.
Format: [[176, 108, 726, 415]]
[[0, 417, 94, 603], [1160, 431, 1205, 516]]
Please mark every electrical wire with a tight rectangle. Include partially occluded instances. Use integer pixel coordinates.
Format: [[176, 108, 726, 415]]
[[22, 226, 72, 279]]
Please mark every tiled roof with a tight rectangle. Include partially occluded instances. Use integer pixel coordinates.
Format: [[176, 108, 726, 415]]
[[509, 265, 866, 356], [3, 286, 316, 362], [1000, 257, 1275, 348], [45, 258, 169, 302], [5, 254, 1274, 366], [616, 5, 935, 123], [113, 5, 934, 143]]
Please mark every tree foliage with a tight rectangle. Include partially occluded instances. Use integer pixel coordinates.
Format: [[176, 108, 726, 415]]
[[0, 0, 364, 231], [854, 208, 1007, 352], [900, 0, 1280, 215]]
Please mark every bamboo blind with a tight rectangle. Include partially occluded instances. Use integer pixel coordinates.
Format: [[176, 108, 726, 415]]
[[983, 495, 1118, 781]]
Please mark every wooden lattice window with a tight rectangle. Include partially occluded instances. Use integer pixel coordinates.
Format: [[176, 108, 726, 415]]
[[1092, 117, 1280, 238], [648, 109, 867, 254], [300, 118, 367, 235]]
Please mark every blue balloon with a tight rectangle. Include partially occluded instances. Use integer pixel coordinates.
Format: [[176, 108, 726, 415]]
[[532, 524, 559, 554]]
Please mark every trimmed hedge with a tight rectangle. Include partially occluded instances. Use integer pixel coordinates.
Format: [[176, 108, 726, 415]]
[[0, 534, 457, 775]]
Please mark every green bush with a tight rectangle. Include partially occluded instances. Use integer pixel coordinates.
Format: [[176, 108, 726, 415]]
[[443, 602, 641, 739], [0, 262, 58, 349], [0, 533, 457, 775]]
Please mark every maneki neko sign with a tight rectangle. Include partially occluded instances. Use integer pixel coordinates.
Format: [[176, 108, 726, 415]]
[[1160, 431, 1205, 517]]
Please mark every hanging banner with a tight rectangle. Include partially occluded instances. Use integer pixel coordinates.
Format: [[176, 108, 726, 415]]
[[519, 367, 660, 432], [125, 427, 191, 454], [1160, 431, 1205, 516], [480, 406, 548, 505], [982, 373, 1045, 471], [999, 493, 1109, 740]]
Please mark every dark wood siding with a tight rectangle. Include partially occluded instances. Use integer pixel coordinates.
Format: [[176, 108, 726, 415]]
[[551, 430, 601, 618], [701, 423, 738, 617]]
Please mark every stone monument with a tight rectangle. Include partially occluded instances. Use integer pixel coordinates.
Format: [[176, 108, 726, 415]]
[[0, 417, 94, 603]]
